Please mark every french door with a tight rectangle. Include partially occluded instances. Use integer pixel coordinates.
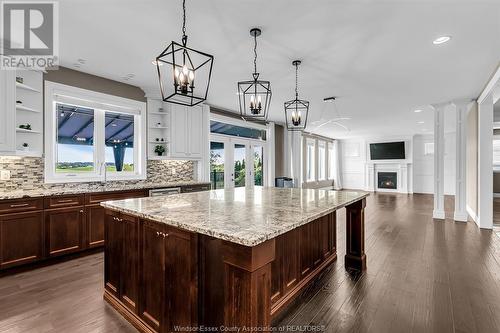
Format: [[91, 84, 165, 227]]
[[210, 135, 265, 189]]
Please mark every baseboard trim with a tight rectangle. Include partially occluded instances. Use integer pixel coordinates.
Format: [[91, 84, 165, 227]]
[[433, 209, 445, 220], [466, 205, 478, 225], [103, 291, 156, 333], [453, 211, 468, 222]]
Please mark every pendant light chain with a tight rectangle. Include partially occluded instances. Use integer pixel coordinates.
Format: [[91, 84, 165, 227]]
[[181, 0, 187, 44], [253, 33, 258, 75], [295, 62, 299, 99]]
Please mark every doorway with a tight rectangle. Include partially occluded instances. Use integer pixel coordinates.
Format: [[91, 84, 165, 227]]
[[210, 135, 266, 189]]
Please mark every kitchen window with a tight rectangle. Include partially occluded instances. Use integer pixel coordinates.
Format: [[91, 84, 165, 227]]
[[318, 141, 326, 180], [328, 142, 335, 179], [306, 138, 315, 182], [45, 82, 146, 183]]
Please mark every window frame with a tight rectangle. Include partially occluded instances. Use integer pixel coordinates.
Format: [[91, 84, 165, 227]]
[[327, 141, 335, 180], [44, 81, 147, 183], [305, 138, 316, 182], [318, 140, 326, 181]]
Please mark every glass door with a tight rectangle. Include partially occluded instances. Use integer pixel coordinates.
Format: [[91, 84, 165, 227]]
[[210, 141, 225, 189], [233, 143, 247, 188], [253, 145, 264, 186]]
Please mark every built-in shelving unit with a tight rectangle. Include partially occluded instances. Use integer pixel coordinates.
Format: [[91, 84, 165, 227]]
[[14, 70, 44, 156], [147, 99, 171, 160]]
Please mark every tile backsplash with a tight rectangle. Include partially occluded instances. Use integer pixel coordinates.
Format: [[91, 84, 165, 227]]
[[0, 157, 195, 191]]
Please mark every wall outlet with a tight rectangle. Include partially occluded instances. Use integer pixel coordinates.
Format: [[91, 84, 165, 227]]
[[0, 170, 10, 180]]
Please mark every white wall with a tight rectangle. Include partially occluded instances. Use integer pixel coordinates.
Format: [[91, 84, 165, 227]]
[[340, 139, 366, 189], [341, 133, 457, 195]]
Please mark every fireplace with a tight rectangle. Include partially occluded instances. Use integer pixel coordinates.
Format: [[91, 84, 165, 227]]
[[377, 172, 397, 190]]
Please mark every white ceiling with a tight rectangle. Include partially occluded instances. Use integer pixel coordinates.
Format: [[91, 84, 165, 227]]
[[59, 0, 500, 139]]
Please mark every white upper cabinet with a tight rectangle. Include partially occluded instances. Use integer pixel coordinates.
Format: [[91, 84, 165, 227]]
[[0, 70, 16, 153], [169, 104, 205, 159]]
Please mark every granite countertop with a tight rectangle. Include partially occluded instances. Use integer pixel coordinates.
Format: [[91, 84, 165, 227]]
[[0, 181, 211, 200], [101, 187, 369, 246]]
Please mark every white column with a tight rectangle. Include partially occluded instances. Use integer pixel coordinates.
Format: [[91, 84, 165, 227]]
[[452, 100, 470, 222], [266, 122, 276, 187], [432, 103, 446, 219], [478, 94, 494, 229]]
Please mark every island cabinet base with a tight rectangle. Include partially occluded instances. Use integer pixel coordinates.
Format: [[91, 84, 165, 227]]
[[198, 211, 338, 328], [104, 201, 366, 332]]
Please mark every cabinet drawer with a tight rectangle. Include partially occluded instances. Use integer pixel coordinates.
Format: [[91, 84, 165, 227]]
[[86, 190, 147, 205], [0, 198, 43, 214], [181, 184, 211, 193], [44, 194, 84, 209]]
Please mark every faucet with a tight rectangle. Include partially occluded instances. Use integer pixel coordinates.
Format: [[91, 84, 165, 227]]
[[100, 162, 108, 185]]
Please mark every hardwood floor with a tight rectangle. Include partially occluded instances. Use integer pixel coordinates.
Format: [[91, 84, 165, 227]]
[[1, 193, 500, 332]]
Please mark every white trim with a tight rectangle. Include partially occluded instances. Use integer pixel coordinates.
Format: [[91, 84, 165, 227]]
[[466, 204, 478, 224], [44, 81, 147, 183], [478, 66, 500, 103], [433, 210, 445, 220]]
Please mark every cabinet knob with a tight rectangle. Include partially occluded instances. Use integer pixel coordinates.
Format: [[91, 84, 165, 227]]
[[156, 231, 160, 236], [80, 209, 84, 213]]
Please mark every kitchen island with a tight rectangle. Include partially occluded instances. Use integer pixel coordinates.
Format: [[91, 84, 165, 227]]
[[101, 187, 369, 333]]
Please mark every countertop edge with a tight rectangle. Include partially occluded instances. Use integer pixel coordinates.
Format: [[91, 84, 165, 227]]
[[101, 191, 370, 247]]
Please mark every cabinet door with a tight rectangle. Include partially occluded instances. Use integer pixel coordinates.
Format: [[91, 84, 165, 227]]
[[299, 223, 312, 278], [121, 214, 139, 313], [165, 227, 198, 331], [87, 205, 105, 248], [170, 104, 188, 158], [45, 207, 84, 257], [105, 211, 122, 299], [0, 70, 15, 152], [187, 106, 203, 158], [140, 220, 165, 332], [0, 211, 43, 269], [282, 228, 300, 294], [271, 234, 283, 305]]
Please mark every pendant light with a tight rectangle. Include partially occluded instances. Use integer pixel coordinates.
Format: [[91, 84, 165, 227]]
[[238, 28, 272, 121], [284, 60, 309, 131], [155, 0, 214, 107]]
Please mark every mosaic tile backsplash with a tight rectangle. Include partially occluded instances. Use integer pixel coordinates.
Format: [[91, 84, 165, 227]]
[[0, 157, 195, 191]]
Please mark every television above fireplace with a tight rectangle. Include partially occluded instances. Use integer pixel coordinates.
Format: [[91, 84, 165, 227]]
[[369, 141, 405, 160]]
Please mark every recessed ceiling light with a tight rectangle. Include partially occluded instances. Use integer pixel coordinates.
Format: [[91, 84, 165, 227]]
[[433, 36, 451, 45], [417, 121, 425, 124], [414, 109, 423, 113]]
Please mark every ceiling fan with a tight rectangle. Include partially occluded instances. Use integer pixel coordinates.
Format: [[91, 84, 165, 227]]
[[309, 97, 351, 131]]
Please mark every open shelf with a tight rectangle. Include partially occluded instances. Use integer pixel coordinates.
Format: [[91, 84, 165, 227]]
[[16, 105, 41, 113], [16, 128, 41, 134], [16, 82, 41, 93]]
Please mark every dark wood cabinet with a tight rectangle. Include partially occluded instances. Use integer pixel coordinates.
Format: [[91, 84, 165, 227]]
[[282, 228, 300, 294], [45, 206, 85, 257], [0, 211, 44, 269], [140, 220, 165, 332], [86, 205, 105, 248], [120, 213, 139, 314], [104, 210, 122, 299], [299, 222, 312, 278]]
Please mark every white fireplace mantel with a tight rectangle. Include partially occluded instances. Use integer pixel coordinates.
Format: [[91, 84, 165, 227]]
[[365, 162, 413, 193]]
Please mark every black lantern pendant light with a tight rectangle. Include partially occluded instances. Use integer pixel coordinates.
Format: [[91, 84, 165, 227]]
[[238, 28, 272, 121], [284, 60, 309, 131], [155, 0, 214, 107]]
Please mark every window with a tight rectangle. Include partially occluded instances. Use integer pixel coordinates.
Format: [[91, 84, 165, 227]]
[[306, 138, 315, 182], [45, 82, 146, 183], [328, 142, 335, 179], [318, 141, 326, 180], [494, 139, 500, 165]]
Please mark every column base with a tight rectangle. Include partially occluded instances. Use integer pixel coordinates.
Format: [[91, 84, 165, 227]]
[[345, 253, 366, 271], [432, 209, 445, 220], [453, 211, 468, 222]]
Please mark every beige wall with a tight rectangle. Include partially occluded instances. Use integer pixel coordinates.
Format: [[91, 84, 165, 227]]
[[44, 67, 146, 102], [466, 102, 478, 214], [275, 124, 285, 177]]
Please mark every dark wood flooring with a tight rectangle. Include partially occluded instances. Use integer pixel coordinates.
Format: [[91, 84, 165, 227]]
[[1, 193, 500, 333]]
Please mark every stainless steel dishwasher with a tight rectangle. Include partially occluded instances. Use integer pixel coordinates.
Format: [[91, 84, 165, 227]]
[[149, 187, 181, 197]]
